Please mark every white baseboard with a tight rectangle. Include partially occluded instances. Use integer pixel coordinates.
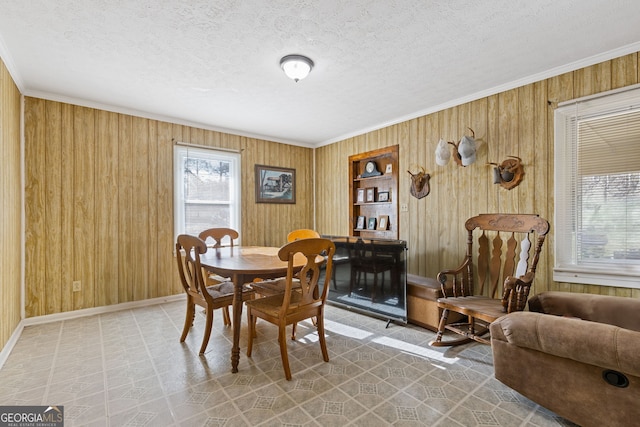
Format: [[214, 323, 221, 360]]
[[0, 322, 24, 371], [0, 293, 185, 369]]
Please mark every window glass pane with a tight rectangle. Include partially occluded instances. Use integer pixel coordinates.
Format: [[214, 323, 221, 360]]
[[185, 204, 230, 236], [578, 173, 640, 264], [174, 145, 240, 239], [183, 157, 231, 201]]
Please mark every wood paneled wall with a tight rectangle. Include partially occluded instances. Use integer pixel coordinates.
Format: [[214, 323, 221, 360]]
[[23, 99, 314, 317], [0, 58, 22, 350], [315, 52, 640, 299], [13, 51, 640, 326]]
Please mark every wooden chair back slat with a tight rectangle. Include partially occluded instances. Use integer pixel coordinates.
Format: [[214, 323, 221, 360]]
[[477, 232, 489, 295], [488, 233, 503, 297], [176, 235, 208, 300], [515, 235, 531, 277], [504, 233, 518, 275], [279, 238, 334, 311], [198, 227, 238, 248]]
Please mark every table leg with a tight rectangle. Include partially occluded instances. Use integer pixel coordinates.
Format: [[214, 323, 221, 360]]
[[231, 273, 245, 373]]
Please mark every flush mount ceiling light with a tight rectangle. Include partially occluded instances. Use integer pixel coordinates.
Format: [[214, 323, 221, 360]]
[[280, 54, 314, 82]]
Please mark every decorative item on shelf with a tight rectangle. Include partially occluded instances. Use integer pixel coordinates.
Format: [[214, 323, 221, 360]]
[[365, 187, 376, 203], [361, 160, 382, 177], [377, 215, 389, 230], [377, 191, 390, 202], [356, 216, 366, 229], [435, 128, 477, 167], [407, 165, 431, 199], [488, 156, 524, 190], [367, 217, 377, 230], [356, 188, 365, 203]]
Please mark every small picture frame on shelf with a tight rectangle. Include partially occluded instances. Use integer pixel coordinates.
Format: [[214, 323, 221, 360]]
[[367, 217, 377, 230], [365, 187, 376, 203], [356, 188, 365, 203], [356, 216, 366, 229], [377, 215, 389, 230], [385, 164, 393, 174], [377, 191, 389, 202]]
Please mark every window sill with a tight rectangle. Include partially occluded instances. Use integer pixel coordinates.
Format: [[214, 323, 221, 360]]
[[554, 267, 640, 289]]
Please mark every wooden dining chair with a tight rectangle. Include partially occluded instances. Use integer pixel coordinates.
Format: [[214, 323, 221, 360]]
[[175, 234, 254, 355], [429, 213, 550, 347], [251, 228, 321, 298], [245, 237, 335, 380], [198, 227, 239, 325], [251, 229, 321, 338], [286, 228, 320, 241]]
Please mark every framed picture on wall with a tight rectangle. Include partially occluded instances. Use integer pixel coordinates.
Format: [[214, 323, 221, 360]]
[[356, 216, 366, 229], [255, 164, 296, 204]]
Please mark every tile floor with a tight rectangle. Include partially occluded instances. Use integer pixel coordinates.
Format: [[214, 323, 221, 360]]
[[0, 301, 578, 426]]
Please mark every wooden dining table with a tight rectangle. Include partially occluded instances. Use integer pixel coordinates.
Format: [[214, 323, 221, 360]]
[[199, 245, 318, 373]]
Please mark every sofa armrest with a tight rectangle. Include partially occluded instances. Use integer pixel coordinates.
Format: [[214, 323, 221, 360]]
[[491, 311, 640, 377], [528, 291, 640, 332]]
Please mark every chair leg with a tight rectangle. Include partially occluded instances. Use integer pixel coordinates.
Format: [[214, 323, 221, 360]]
[[180, 300, 195, 342], [247, 308, 256, 338], [278, 324, 292, 380], [317, 314, 329, 362], [429, 309, 475, 347], [199, 307, 214, 355], [291, 323, 297, 340], [429, 308, 449, 346], [222, 306, 231, 326], [371, 272, 378, 302], [348, 268, 356, 297], [247, 310, 255, 357]]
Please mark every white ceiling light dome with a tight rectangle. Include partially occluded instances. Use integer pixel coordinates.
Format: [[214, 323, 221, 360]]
[[280, 54, 314, 82]]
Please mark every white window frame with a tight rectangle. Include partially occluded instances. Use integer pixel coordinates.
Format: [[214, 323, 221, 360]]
[[173, 144, 241, 241], [554, 85, 640, 289]]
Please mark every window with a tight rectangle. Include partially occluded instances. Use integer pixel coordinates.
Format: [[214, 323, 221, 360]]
[[174, 145, 241, 239], [554, 85, 640, 288]]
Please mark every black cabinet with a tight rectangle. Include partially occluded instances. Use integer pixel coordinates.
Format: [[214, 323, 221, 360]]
[[322, 235, 407, 324]]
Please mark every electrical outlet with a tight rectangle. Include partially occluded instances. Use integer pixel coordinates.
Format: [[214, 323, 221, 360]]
[[400, 203, 409, 212], [72, 281, 81, 292]]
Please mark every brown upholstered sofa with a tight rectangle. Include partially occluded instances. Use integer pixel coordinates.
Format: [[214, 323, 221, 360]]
[[490, 291, 640, 427]]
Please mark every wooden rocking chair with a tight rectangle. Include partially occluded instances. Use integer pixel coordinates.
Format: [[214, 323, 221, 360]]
[[429, 214, 550, 347]]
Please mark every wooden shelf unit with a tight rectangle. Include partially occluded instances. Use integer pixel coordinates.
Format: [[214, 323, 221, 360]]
[[349, 145, 399, 239]]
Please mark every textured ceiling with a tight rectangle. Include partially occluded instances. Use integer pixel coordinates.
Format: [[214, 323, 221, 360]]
[[1, 1, 640, 147]]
